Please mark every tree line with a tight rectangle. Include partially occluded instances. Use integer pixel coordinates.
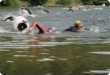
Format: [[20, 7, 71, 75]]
[[0, 0, 110, 6]]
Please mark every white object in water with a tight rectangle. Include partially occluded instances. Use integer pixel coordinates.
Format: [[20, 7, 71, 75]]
[[0, 73, 2, 75], [37, 5, 44, 8], [29, 15, 37, 18], [108, 73, 110, 75], [90, 26, 99, 32], [0, 0, 2, 2], [108, 0, 110, 3], [13, 16, 30, 31], [102, 4, 105, 6], [37, 58, 55, 61]]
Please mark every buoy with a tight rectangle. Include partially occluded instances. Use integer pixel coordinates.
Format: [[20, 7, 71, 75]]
[[13, 16, 30, 31]]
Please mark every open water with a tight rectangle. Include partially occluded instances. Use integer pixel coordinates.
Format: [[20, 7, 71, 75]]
[[0, 6, 110, 75]]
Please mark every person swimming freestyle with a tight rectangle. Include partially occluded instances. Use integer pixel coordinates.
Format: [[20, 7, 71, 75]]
[[27, 21, 56, 34]]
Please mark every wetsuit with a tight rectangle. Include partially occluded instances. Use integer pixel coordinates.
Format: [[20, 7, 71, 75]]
[[64, 26, 78, 32], [31, 21, 47, 34], [64, 26, 91, 32]]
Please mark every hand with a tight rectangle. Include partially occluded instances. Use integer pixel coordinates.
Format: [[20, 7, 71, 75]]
[[27, 27, 33, 32]]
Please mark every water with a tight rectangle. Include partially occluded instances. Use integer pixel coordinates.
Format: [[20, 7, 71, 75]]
[[0, 6, 110, 75]]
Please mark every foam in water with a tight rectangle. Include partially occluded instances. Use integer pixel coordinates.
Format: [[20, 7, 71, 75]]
[[0, 72, 2, 75], [89, 70, 110, 74], [84, 69, 110, 74], [89, 51, 110, 55], [88, 26, 99, 33], [0, 0, 2, 2], [0, 27, 9, 33], [19, 7, 37, 18], [20, 28, 33, 35], [0, 27, 18, 34]]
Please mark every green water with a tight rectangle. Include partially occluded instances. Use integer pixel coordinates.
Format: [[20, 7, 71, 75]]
[[0, 36, 110, 75]]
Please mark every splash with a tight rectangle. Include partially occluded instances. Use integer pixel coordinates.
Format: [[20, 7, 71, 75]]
[[89, 51, 110, 55], [0, 27, 9, 33], [89, 26, 99, 33], [19, 7, 36, 18], [0, 0, 2, 3], [0, 73, 2, 75], [84, 69, 110, 74]]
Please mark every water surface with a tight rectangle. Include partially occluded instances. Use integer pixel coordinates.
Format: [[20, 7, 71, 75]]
[[0, 6, 110, 75]]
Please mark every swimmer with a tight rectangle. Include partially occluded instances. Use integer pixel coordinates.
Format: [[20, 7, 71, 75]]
[[68, 6, 74, 12], [21, 7, 32, 15], [4, 15, 15, 21], [12, 16, 57, 34], [64, 20, 84, 32], [43, 9, 50, 14], [64, 20, 99, 32]]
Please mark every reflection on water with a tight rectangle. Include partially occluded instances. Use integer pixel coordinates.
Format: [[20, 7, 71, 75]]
[[89, 51, 110, 55], [84, 69, 110, 74], [1, 6, 110, 75]]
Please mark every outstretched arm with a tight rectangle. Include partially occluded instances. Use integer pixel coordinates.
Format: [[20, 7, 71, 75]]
[[28, 21, 47, 34]]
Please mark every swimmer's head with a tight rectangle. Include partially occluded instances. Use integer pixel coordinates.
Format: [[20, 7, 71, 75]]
[[74, 20, 81, 24], [74, 20, 84, 31], [48, 27, 56, 30], [74, 20, 83, 26], [51, 27, 56, 30], [47, 27, 56, 33]]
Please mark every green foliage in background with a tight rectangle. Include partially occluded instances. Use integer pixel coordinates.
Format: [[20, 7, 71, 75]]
[[0, 0, 110, 6], [57, 0, 73, 5], [57, 0, 83, 5], [81, 0, 109, 5]]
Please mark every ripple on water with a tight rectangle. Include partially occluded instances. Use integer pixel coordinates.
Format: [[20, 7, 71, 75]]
[[37, 58, 55, 61], [84, 69, 110, 74], [89, 51, 110, 55]]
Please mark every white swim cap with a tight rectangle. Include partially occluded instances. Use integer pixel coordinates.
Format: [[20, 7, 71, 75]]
[[51, 27, 56, 30], [48, 27, 56, 30]]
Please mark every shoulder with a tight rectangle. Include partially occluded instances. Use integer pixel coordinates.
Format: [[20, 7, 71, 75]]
[[64, 26, 74, 31]]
